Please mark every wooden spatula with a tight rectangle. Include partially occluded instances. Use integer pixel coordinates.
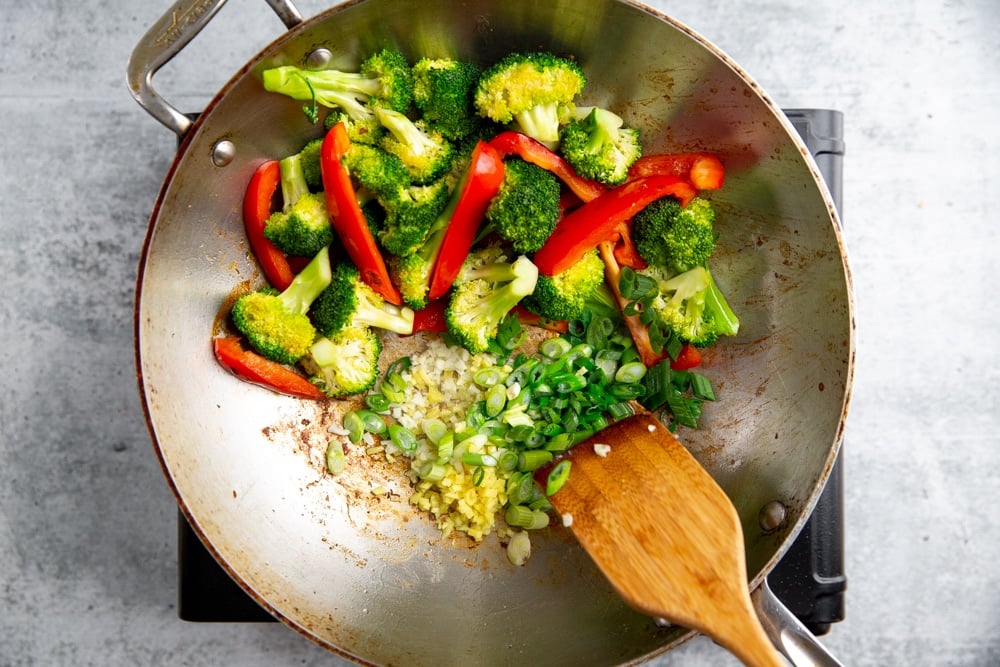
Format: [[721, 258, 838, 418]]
[[536, 412, 787, 667]]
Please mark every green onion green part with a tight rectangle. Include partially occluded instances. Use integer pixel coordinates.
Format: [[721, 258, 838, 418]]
[[343, 411, 364, 444], [325, 438, 346, 475], [545, 460, 572, 496], [388, 424, 418, 452]]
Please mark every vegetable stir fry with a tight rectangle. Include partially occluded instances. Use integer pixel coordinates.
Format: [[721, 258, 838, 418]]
[[213, 47, 740, 556]]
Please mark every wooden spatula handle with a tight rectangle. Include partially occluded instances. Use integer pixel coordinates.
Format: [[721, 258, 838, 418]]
[[714, 604, 788, 667]]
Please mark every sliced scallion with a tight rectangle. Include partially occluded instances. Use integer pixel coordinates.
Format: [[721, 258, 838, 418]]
[[436, 430, 455, 463], [385, 356, 411, 378], [419, 462, 447, 482], [506, 530, 531, 566], [364, 392, 391, 413], [422, 418, 448, 444], [388, 424, 418, 452], [506, 471, 535, 506], [505, 504, 550, 530], [498, 450, 519, 472], [517, 449, 553, 472], [461, 452, 497, 467], [540, 337, 572, 359], [690, 372, 716, 401], [615, 361, 647, 384], [545, 460, 572, 496], [607, 401, 633, 420], [473, 367, 505, 387], [485, 383, 507, 417], [545, 432, 573, 452], [356, 409, 387, 435], [343, 411, 365, 444], [325, 438, 346, 475]]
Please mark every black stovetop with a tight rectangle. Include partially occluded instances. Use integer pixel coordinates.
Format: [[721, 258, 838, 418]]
[[177, 108, 847, 636]]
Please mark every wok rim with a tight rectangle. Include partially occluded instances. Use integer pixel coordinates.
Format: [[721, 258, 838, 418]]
[[131, 0, 856, 663]]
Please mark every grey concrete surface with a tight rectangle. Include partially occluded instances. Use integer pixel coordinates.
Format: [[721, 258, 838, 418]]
[[1, 0, 997, 665]]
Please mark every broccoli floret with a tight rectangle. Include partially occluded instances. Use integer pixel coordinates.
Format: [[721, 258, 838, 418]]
[[377, 178, 452, 257], [474, 52, 586, 146], [484, 157, 562, 253], [358, 48, 414, 112], [559, 107, 642, 185], [375, 107, 456, 184], [345, 143, 410, 200], [360, 198, 387, 237], [412, 57, 483, 140], [263, 153, 334, 257], [445, 246, 539, 354], [311, 261, 415, 337], [389, 252, 434, 311], [298, 138, 324, 191], [325, 108, 385, 145], [230, 247, 333, 364], [644, 265, 739, 347], [261, 48, 412, 124], [385, 159, 468, 310], [521, 249, 604, 321], [300, 327, 382, 398], [632, 196, 717, 274]]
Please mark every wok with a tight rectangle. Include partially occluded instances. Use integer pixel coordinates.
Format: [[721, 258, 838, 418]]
[[128, 0, 854, 664]]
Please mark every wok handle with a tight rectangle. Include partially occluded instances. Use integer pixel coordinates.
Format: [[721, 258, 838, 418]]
[[126, 0, 304, 137], [751, 579, 845, 667]]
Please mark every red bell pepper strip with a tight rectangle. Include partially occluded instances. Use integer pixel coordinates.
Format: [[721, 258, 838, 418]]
[[611, 221, 648, 270], [670, 343, 703, 371], [426, 141, 505, 300], [488, 131, 606, 203], [213, 337, 325, 400], [243, 160, 295, 291], [597, 242, 664, 368], [533, 175, 697, 276], [628, 152, 725, 191], [513, 305, 569, 334], [409, 299, 449, 334], [321, 122, 403, 305]]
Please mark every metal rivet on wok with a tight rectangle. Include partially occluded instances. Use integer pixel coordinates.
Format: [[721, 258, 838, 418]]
[[211, 140, 236, 167], [306, 48, 333, 69], [758, 500, 787, 533]]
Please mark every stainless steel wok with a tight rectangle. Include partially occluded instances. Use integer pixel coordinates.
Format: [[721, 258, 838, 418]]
[[128, 1, 854, 664]]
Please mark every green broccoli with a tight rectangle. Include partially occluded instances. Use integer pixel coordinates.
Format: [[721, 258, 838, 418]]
[[325, 108, 385, 146], [360, 198, 387, 237], [230, 246, 333, 365], [559, 107, 642, 185], [521, 249, 605, 321], [474, 52, 586, 146], [412, 57, 483, 140], [644, 265, 739, 347], [345, 143, 410, 200], [261, 48, 412, 123], [375, 107, 456, 185], [389, 251, 434, 311], [311, 261, 415, 338], [297, 138, 324, 191], [445, 246, 539, 354], [263, 153, 334, 257], [385, 155, 469, 310], [483, 157, 562, 253], [358, 48, 414, 112], [632, 196, 717, 274], [377, 178, 453, 256], [300, 327, 382, 398]]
